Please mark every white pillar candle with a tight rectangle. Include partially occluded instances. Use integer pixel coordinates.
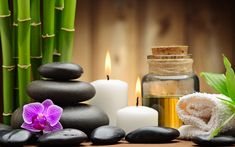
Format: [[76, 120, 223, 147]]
[[117, 106, 158, 134], [89, 51, 128, 125], [90, 80, 128, 125]]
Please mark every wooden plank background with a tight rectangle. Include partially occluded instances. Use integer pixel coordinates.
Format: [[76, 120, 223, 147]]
[[1, 0, 235, 121], [73, 0, 235, 106]]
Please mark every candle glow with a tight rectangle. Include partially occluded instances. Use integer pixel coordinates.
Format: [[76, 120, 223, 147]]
[[135, 77, 141, 98], [105, 51, 111, 76]]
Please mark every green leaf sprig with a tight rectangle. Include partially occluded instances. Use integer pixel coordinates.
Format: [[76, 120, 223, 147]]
[[201, 55, 235, 139]]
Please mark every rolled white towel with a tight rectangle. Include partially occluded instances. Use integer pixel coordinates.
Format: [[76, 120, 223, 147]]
[[176, 92, 235, 139]]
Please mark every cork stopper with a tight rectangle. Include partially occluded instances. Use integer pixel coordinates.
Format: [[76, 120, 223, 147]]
[[152, 45, 188, 56]]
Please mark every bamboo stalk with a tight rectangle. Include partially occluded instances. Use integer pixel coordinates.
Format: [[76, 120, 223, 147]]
[[54, 0, 64, 62], [17, 0, 31, 107], [59, 0, 77, 62], [30, 0, 42, 80], [0, 0, 15, 124], [13, 0, 19, 108], [42, 0, 55, 64]]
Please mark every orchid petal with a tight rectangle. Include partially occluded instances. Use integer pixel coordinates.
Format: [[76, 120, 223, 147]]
[[23, 103, 44, 124], [46, 105, 63, 126], [42, 99, 54, 114], [21, 122, 41, 132], [43, 122, 63, 133]]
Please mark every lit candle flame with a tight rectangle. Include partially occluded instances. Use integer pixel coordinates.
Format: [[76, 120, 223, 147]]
[[135, 77, 141, 98], [105, 51, 111, 79]]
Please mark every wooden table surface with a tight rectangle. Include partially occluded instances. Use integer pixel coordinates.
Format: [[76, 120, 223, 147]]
[[25, 140, 196, 147], [81, 140, 196, 147], [25, 140, 197, 147], [83, 140, 195, 147]]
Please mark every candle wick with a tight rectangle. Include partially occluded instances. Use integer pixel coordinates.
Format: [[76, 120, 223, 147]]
[[106, 75, 110, 80], [136, 97, 139, 107]]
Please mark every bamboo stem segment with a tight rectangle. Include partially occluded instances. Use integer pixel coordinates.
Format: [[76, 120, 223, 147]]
[[30, 0, 42, 80], [42, 0, 55, 64], [17, 0, 31, 107], [59, 0, 77, 62], [0, 0, 15, 124], [13, 0, 19, 108], [54, 0, 64, 62]]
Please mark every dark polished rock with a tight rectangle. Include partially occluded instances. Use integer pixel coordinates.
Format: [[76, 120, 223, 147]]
[[192, 135, 235, 146], [125, 126, 180, 143], [38, 129, 87, 146], [39, 62, 83, 80], [27, 80, 96, 105], [0, 129, 32, 146], [91, 126, 125, 145], [60, 104, 109, 136], [11, 104, 109, 137], [0, 123, 11, 131], [11, 107, 24, 129]]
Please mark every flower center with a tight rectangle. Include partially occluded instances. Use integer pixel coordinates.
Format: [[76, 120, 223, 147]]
[[32, 113, 47, 130]]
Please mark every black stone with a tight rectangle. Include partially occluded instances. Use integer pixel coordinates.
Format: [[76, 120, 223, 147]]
[[27, 80, 96, 105], [91, 126, 125, 145], [125, 126, 180, 143], [192, 135, 235, 146], [38, 129, 87, 146], [0, 129, 32, 146], [60, 104, 109, 136], [39, 62, 83, 80], [11, 107, 24, 129], [0, 123, 11, 131], [11, 104, 109, 137]]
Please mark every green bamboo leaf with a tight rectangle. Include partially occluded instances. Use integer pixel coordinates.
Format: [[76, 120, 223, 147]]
[[209, 113, 235, 139], [223, 56, 235, 102], [201, 72, 228, 96], [216, 95, 235, 106]]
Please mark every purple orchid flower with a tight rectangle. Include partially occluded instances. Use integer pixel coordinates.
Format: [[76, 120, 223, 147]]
[[21, 99, 63, 133]]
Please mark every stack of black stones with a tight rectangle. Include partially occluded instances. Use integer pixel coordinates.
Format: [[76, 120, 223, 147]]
[[27, 62, 110, 136], [1, 63, 235, 146], [1, 63, 111, 146]]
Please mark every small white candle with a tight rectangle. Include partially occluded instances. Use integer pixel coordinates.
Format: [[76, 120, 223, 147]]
[[89, 51, 128, 125], [116, 77, 158, 134], [117, 106, 158, 134]]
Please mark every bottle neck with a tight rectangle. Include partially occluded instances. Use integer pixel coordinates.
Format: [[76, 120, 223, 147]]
[[148, 58, 193, 76]]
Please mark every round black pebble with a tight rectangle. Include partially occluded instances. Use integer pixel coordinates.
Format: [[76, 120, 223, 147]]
[[0, 123, 11, 131], [60, 104, 109, 136], [38, 129, 87, 146], [125, 126, 180, 143], [39, 62, 83, 80], [27, 80, 96, 105], [91, 126, 125, 145], [11, 107, 24, 129], [0, 129, 32, 146], [192, 135, 235, 146]]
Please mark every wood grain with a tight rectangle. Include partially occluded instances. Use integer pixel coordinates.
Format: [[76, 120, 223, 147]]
[[1, 0, 234, 115], [71, 0, 235, 106]]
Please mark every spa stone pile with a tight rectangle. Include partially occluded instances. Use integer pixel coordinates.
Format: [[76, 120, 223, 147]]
[[4, 63, 110, 146], [27, 62, 109, 136]]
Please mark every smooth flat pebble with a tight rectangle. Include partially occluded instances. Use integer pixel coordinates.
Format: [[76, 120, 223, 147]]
[[125, 126, 180, 143], [90, 126, 125, 145], [0, 129, 32, 146], [27, 80, 96, 105], [39, 62, 83, 80], [192, 135, 235, 146], [60, 104, 109, 136], [0, 123, 11, 131], [38, 129, 87, 146]]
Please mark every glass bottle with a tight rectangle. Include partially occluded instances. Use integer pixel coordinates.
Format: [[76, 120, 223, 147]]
[[142, 46, 199, 129]]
